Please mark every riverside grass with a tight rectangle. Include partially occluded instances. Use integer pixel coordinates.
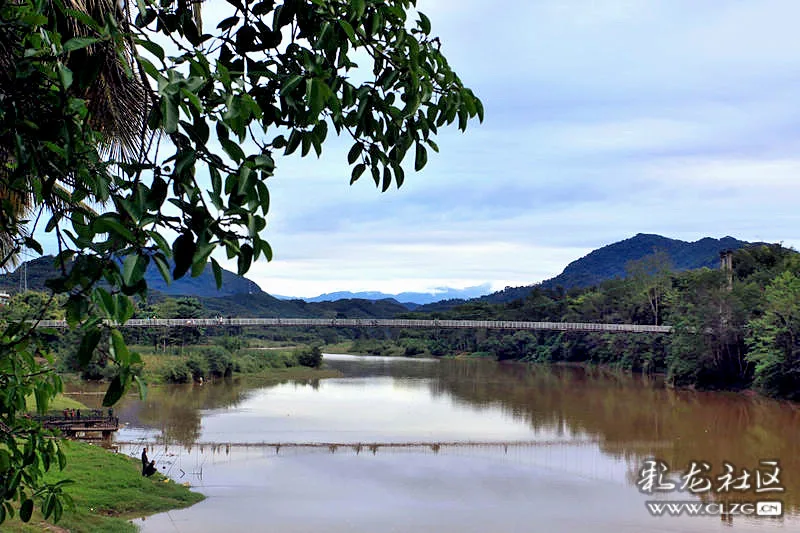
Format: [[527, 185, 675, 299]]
[[3, 441, 204, 533], [25, 393, 87, 413]]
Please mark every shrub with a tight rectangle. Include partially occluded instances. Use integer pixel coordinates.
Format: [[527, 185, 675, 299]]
[[185, 354, 208, 381], [199, 346, 234, 378], [297, 346, 323, 368], [163, 361, 192, 384]]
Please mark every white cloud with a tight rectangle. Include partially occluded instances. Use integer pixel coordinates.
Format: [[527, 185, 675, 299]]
[[35, 1, 800, 298]]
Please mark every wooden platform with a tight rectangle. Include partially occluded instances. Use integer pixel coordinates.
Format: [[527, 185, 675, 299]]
[[38, 413, 120, 440]]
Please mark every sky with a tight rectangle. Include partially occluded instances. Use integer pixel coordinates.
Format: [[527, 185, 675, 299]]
[[230, 0, 800, 297], [37, 0, 800, 298]]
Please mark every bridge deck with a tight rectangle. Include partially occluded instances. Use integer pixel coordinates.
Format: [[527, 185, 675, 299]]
[[35, 318, 672, 334]]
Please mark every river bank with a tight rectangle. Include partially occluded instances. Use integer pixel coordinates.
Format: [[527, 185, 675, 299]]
[[3, 440, 204, 533]]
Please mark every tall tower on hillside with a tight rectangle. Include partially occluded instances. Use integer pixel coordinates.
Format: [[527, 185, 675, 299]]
[[719, 249, 733, 291]]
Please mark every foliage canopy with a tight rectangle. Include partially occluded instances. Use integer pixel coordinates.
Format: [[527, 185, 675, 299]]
[[0, 0, 481, 523]]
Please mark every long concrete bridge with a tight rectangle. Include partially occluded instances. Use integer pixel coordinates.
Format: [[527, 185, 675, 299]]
[[36, 318, 672, 334]]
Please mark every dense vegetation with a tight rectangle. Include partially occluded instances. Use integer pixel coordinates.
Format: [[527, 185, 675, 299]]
[[392, 244, 799, 400], [7, 244, 798, 400]]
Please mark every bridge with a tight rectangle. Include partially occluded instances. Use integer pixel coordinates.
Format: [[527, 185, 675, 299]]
[[35, 318, 672, 334]]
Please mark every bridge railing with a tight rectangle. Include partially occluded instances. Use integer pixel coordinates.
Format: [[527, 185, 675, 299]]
[[34, 318, 673, 334]]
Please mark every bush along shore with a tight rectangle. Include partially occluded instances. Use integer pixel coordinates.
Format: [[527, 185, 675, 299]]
[[3, 441, 204, 533]]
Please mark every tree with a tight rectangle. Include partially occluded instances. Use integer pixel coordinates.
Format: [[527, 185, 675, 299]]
[[625, 250, 673, 325], [746, 271, 800, 399], [0, 0, 481, 524]]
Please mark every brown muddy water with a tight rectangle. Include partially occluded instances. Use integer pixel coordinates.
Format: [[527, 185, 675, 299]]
[[68, 354, 800, 532]]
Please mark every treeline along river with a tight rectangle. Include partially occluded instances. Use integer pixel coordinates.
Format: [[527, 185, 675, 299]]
[[67, 354, 800, 532]]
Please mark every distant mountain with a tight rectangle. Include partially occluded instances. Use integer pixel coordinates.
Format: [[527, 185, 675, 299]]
[[146, 262, 262, 297], [0, 255, 263, 298], [412, 234, 754, 313], [277, 284, 493, 307], [540, 234, 751, 290], [199, 294, 409, 318]]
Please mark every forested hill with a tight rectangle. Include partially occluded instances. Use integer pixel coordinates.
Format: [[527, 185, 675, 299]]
[[541, 234, 750, 289], [0, 255, 262, 297], [0, 256, 408, 318], [412, 234, 753, 313]]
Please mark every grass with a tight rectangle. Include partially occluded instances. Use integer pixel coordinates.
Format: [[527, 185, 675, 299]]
[[3, 441, 204, 533], [319, 341, 358, 354], [130, 344, 342, 383], [25, 393, 87, 413]]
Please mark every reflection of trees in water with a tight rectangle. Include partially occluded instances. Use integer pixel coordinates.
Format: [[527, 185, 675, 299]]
[[430, 360, 800, 511], [127, 377, 325, 447], [120, 379, 264, 446]]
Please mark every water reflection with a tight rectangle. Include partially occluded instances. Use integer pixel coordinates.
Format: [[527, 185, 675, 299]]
[[430, 360, 800, 510], [68, 354, 800, 518]]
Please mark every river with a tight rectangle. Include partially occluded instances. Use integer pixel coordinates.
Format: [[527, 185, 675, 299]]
[[69, 354, 800, 532]]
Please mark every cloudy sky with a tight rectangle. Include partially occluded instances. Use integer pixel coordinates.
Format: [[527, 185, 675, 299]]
[[229, 0, 800, 297], [33, 0, 800, 298]]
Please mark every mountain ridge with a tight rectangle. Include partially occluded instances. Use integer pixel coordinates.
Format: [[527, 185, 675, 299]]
[[274, 284, 493, 307], [1, 234, 766, 316], [411, 234, 756, 312], [0, 255, 263, 298]]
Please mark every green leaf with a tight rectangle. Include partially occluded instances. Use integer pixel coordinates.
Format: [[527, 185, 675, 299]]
[[149, 231, 171, 255], [162, 95, 179, 133], [19, 499, 33, 523], [77, 329, 101, 367], [382, 166, 391, 192], [23, 237, 43, 255], [418, 12, 431, 34], [43, 494, 55, 520], [221, 139, 245, 163], [93, 215, 136, 242], [237, 243, 253, 275], [102, 375, 125, 407], [136, 38, 165, 61], [63, 37, 99, 53], [153, 254, 172, 284], [134, 375, 148, 401], [174, 149, 197, 177], [110, 329, 130, 366], [284, 130, 302, 155], [347, 143, 362, 164], [211, 258, 223, 289], [57, 64, 73, 89], [192, 241, 215, 277], [280, 74, 305, 97], [351, 0, 366, 18], [414, 143, 427, 171], [115, 293, 135, 323], [93, 288, 116, 319], [339, 20, 356, 42], [261, 241, 273, 262], [307, 78, 330, 118], [350, 163, 366, 184], [172, 233, 196, 279], [122, 253, 147, 286]]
